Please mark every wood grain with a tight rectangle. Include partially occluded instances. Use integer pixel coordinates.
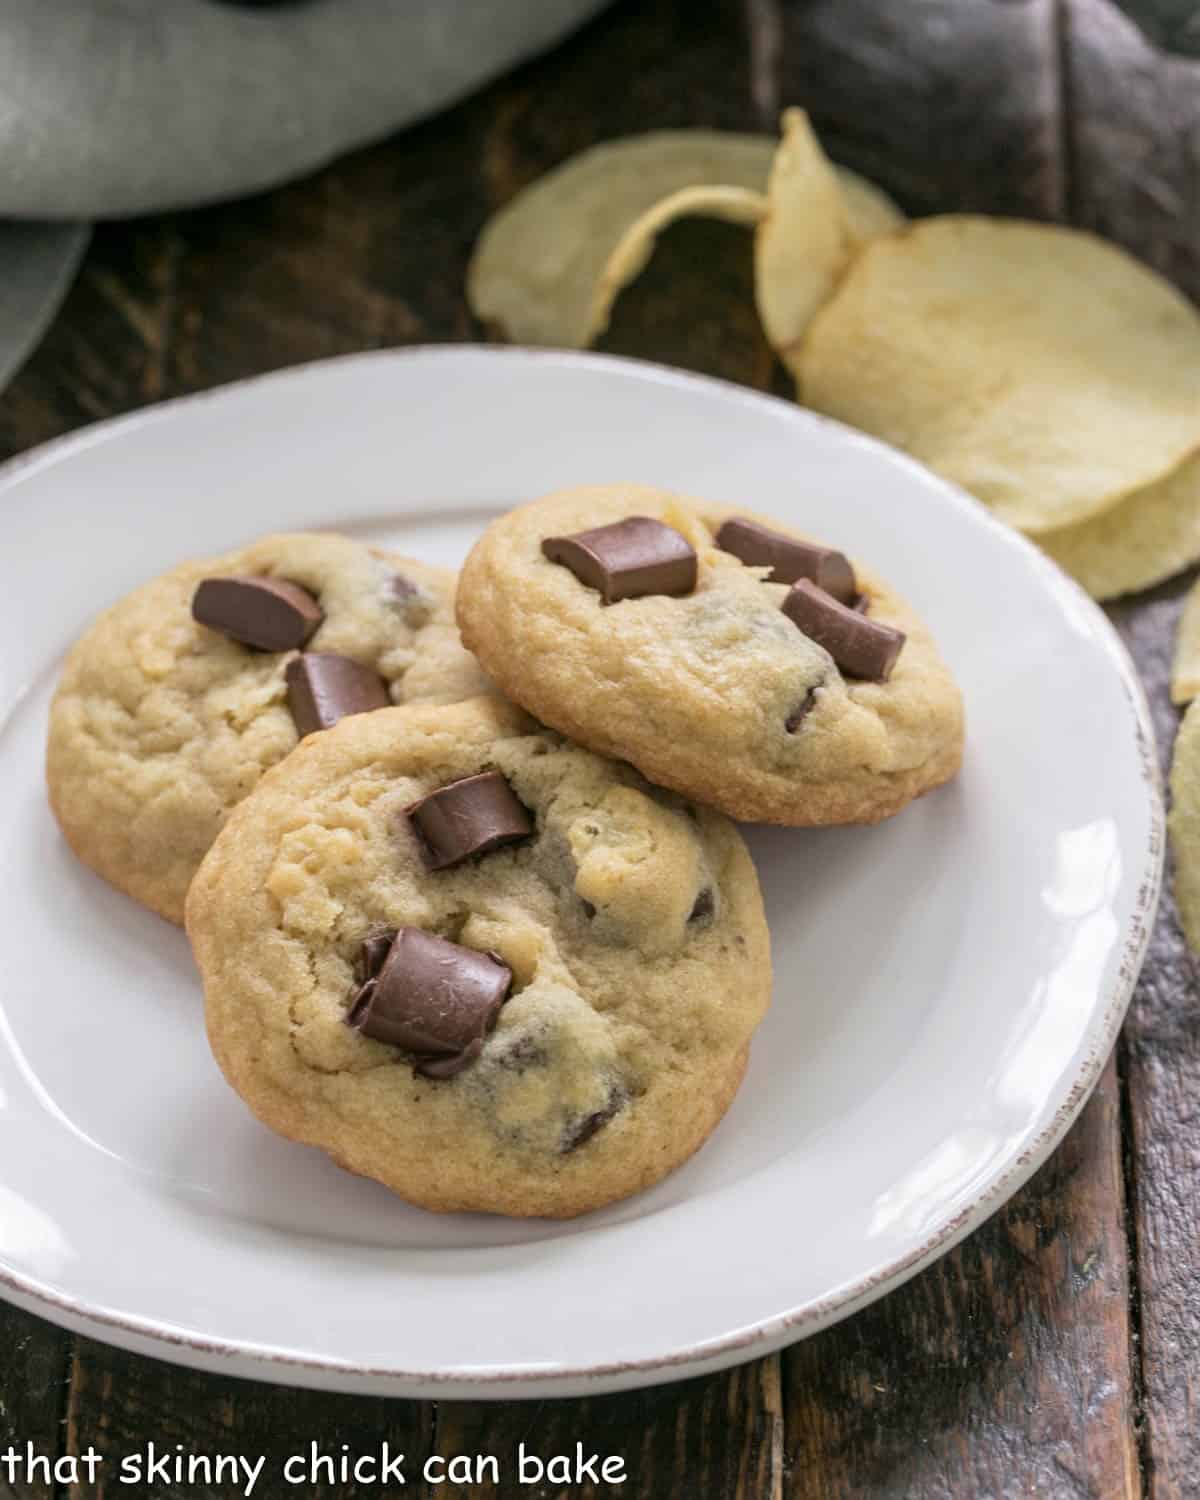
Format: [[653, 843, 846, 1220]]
[[783, 1060, 1140, 1499], [59, 1338, 432, 1499], [1107, 573, 1200, 1500], [0, 1304, 70, 1500]]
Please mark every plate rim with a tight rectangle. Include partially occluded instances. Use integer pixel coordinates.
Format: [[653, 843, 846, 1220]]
[[0, 344, 1164, 1396]]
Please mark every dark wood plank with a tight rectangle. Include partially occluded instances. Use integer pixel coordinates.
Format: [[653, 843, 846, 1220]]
[[0, 1305, 71, 1500], [783, 1058, 1140, 1499], [60, 1338, 432, 1499], [775, 0, 1066, 219], [433, 1356, 782, 1500], [1106, 572, 1199, 1500], [0, 220, 181, 461], [1065, 7, 1200, 1494]]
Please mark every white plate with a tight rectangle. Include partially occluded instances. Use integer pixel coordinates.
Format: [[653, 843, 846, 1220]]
[[0, 348, 1160, 1398]]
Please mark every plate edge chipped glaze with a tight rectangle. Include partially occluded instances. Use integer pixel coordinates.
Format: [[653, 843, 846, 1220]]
[[0, 346, 1164, 1398]]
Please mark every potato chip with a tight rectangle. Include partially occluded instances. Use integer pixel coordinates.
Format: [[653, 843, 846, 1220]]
[[799, 216, 1200, 534], [467, 127, 903, 349], [838, 170, 906, 243], [468, 132, 776, 348], [587, 185, 767, 344], [1170, 696, 1200, 953], [1038, 450, 1200, 603], [754, 109, 856, 374], [1172, 563, 1200, 704]]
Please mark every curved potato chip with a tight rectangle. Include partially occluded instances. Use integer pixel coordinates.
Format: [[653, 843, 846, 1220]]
[[754, 109, 855, 372], [1170, 696, 1200, 953], [1038, 450, 1200, 603], [838, 170, 906, 242], [468, 131, 776, 347], [1172, 565, 1200, 704], [799, 216, 1200, 534], [467, 127, 903, 349], [587, 185, 767, 344]]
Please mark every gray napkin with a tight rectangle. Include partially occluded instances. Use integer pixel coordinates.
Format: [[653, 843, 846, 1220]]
[[0, 222, 88, 395], [1113, 0, 1200, 53], [0, 0, 612, 220]]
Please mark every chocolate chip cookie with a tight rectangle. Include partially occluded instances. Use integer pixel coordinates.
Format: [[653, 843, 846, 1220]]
[[456, 486, 964, 824], [47, 532, 491, 924], [186, 696, 771, 1218]]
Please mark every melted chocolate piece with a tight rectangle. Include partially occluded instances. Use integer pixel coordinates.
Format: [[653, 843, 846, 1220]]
[[542, 516, 697, 603], [407, 771, 533, 870], [346, 927, 511, 1076], [785, 683, 821, 732], [714, 517, 857, 604], [356, 930, 397, 986], [688, 888, 715, 924], [192, 576, 323, 650], [285, 652, 390, 737], [388, 572, 418, 602], [782, 580, 905, 682], [562, 1083, 626, 1153]]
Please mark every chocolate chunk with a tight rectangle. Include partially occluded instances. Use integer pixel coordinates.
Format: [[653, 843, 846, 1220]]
[[346, 927, 511, 1075], [562, 1083, 626, 1153], [285, 653, 390, 737], [714, 517, 857, 604], [542, 516, 697, 603], [192, 576, 323, 650], [388, 572, 418, 602], [688, 888, 715, 924], [407, 771, 533, 870], [785, 683, 821, 732], [782, 580, 905, 682], [357, 930, 397, 986]]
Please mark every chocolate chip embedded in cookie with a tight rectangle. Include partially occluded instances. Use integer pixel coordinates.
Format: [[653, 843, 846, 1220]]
[[46, 532, 493, 926], [542, 516, 697, 602], [285, 653, 391, 737], [186, 697, 771, 1218], [455, 485, 964, 827]]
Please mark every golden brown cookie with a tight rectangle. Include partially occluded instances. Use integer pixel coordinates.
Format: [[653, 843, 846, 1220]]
[[47, 531, 490, 924], [186, 697, 771, 1218], [456, 486, 964, 825]]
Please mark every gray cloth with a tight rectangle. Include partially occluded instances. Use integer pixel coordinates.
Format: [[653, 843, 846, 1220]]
[[0, 0, 612, 220], [0, 222, 88, 393], [1113, 0, 1200, 53]]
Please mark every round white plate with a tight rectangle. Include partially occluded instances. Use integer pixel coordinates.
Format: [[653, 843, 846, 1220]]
[[0, 348, 1160, 1398]]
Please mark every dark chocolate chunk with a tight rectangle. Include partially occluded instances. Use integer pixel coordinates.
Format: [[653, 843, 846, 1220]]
[[785, 683, 821, 732], [580, 899, 597, 920], [345, 927, 511, 1075], [388, 572, 418, 602], [285, 652, 390, 737], [714, 517, 857, 604], [688, 888, 715, 924], [782, 579, 905, 682], [562, 1083, 626, 1153], [357, 930, 397, 986], [192, 576, 323, 650], [542, 516, 697, 603], [407, 771, 533, 870]]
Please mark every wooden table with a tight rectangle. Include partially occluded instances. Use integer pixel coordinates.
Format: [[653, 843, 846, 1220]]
[[2, 2, 1197, 1494]]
